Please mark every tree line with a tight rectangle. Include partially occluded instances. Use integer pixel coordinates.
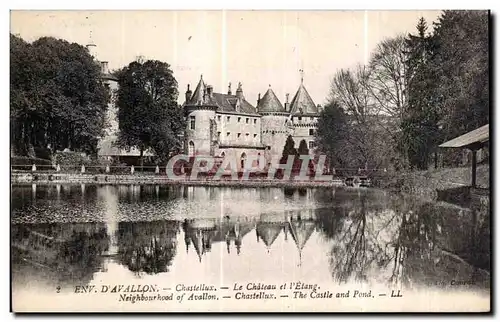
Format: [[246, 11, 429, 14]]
[[10, 34, 184, 163], [315, 10, 489, 172], [10, 35, 109, 158]]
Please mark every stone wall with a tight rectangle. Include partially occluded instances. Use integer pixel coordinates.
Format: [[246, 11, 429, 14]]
[[291, 115, 318, 155], [261, 114, 293, 160], [215, 112, 261, 147], [185, 109, 216, 155]]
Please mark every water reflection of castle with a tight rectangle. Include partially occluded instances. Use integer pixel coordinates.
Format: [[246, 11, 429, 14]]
[[11, 209, 318, 285], [182, 210, 316, 263]]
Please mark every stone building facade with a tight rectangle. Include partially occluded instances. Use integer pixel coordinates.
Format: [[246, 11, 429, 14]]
[[183, 75, 321, 169]]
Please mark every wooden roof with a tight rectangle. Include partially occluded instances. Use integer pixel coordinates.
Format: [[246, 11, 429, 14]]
[[439, 124, 489, 149]]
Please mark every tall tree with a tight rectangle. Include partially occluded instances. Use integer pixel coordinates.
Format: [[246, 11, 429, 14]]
[[368, 35, 409, 168], [429, 10, 489, 165], [315, 101, 350, 170], [330, 65, 391, 169], [10, 35, 109, 157], [280, 135, 298, 163], [402, 17, 441, 170], [115, 60, 183, 164], [297, 139, 309, 156]]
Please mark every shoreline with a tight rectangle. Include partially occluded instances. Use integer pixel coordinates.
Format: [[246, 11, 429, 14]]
[[11, 172, 348, 188]]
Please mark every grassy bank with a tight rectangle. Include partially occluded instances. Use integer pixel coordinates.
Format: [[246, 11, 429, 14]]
[[381, 164, 490, 201]]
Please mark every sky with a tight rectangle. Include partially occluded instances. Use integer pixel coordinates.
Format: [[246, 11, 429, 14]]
[[10, 10, 442, 106]]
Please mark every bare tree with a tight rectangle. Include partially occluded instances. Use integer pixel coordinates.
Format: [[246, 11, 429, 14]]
[[329, 64, 396, 170], [368, 34, 408, 122]]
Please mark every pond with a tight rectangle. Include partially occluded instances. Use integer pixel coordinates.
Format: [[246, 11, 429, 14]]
[[11, 184, 490, 312]]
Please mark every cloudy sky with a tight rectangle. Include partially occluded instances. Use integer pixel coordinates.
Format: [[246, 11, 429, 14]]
[[10, 10, 442, 106]]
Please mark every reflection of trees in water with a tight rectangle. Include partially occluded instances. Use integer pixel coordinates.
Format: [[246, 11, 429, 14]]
[[117, 221, 178, 275], [58, 226, 109, 282], [11, 223, 110, 286], [326, 191, 394, 284], [387, 200, 438, 288], [320, 191, 441, 288]]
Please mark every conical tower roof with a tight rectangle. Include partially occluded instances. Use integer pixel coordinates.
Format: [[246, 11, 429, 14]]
[[288, 220, 315, 266], [258, 86, 286, 113], [256, 222, 282, 248], [188, 75, 207, 105], [189, 230, 204, 262], [288, 220, 315, 252], [289, 83, 318, 115]]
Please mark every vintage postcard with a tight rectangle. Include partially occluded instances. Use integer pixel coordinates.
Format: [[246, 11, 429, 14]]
[[10, 9, 490, 313]]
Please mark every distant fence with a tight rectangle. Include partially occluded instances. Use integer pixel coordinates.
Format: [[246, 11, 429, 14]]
[[11, 163, 388, 177]]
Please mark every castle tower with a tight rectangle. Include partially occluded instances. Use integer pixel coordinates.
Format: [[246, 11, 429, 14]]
[[288, 75, 319, 156], [86, 31, 98, 59], [183, 75, 218, 156], [258, 85, 292, 162]]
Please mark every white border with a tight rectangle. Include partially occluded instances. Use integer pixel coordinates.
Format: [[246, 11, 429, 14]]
[[2, 1, 498, 321]]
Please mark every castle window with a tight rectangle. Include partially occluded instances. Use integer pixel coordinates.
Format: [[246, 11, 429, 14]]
[[217, 115, 221, 122], [253, 119, 257, 124], [190, 116, 195, 130], [217, 131, 221, 140], [227, 132, 230, 137], [237, 133, 241, 138], [227, 116, 230, 122], [309, 129, 315, 136], [272, 131, 275, 135], [253, 134, 257, 138], [246, 118, 249, 124], [309, 141, 316, 149], [238, 117, 241, 123], [246, 133, 249, 137], [298, 116, 302, 121]]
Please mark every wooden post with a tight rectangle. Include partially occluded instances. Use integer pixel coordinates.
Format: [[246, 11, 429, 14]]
[[471, 148, 477, 188]]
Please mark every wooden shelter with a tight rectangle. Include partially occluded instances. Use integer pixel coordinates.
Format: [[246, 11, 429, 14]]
[[439, 124, 489, 187]]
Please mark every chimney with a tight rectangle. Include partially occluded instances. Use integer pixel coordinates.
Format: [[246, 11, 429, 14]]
[[185, 84, 192, 103], [257, 93, 261, 106], [100, 61, 109, 74], [236, 82, 244, 100], [206, 85, 213, 98], [228, 82, 232, 95], [284, 93, 290, 110]]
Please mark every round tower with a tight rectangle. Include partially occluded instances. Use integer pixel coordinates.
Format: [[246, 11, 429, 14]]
[[258, 85, 292, 162], [183, 75, 217, 156]]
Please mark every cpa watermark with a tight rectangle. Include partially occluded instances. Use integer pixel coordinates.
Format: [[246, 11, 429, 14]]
[[165, 154, 334, 182]]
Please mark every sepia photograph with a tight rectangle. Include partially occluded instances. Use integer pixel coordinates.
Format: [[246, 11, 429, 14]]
[[9, 9, 491, 313]]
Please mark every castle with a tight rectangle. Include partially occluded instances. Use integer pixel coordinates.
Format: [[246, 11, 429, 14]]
[[90, 36, 322, 165], [182, 74, 322, 168]]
